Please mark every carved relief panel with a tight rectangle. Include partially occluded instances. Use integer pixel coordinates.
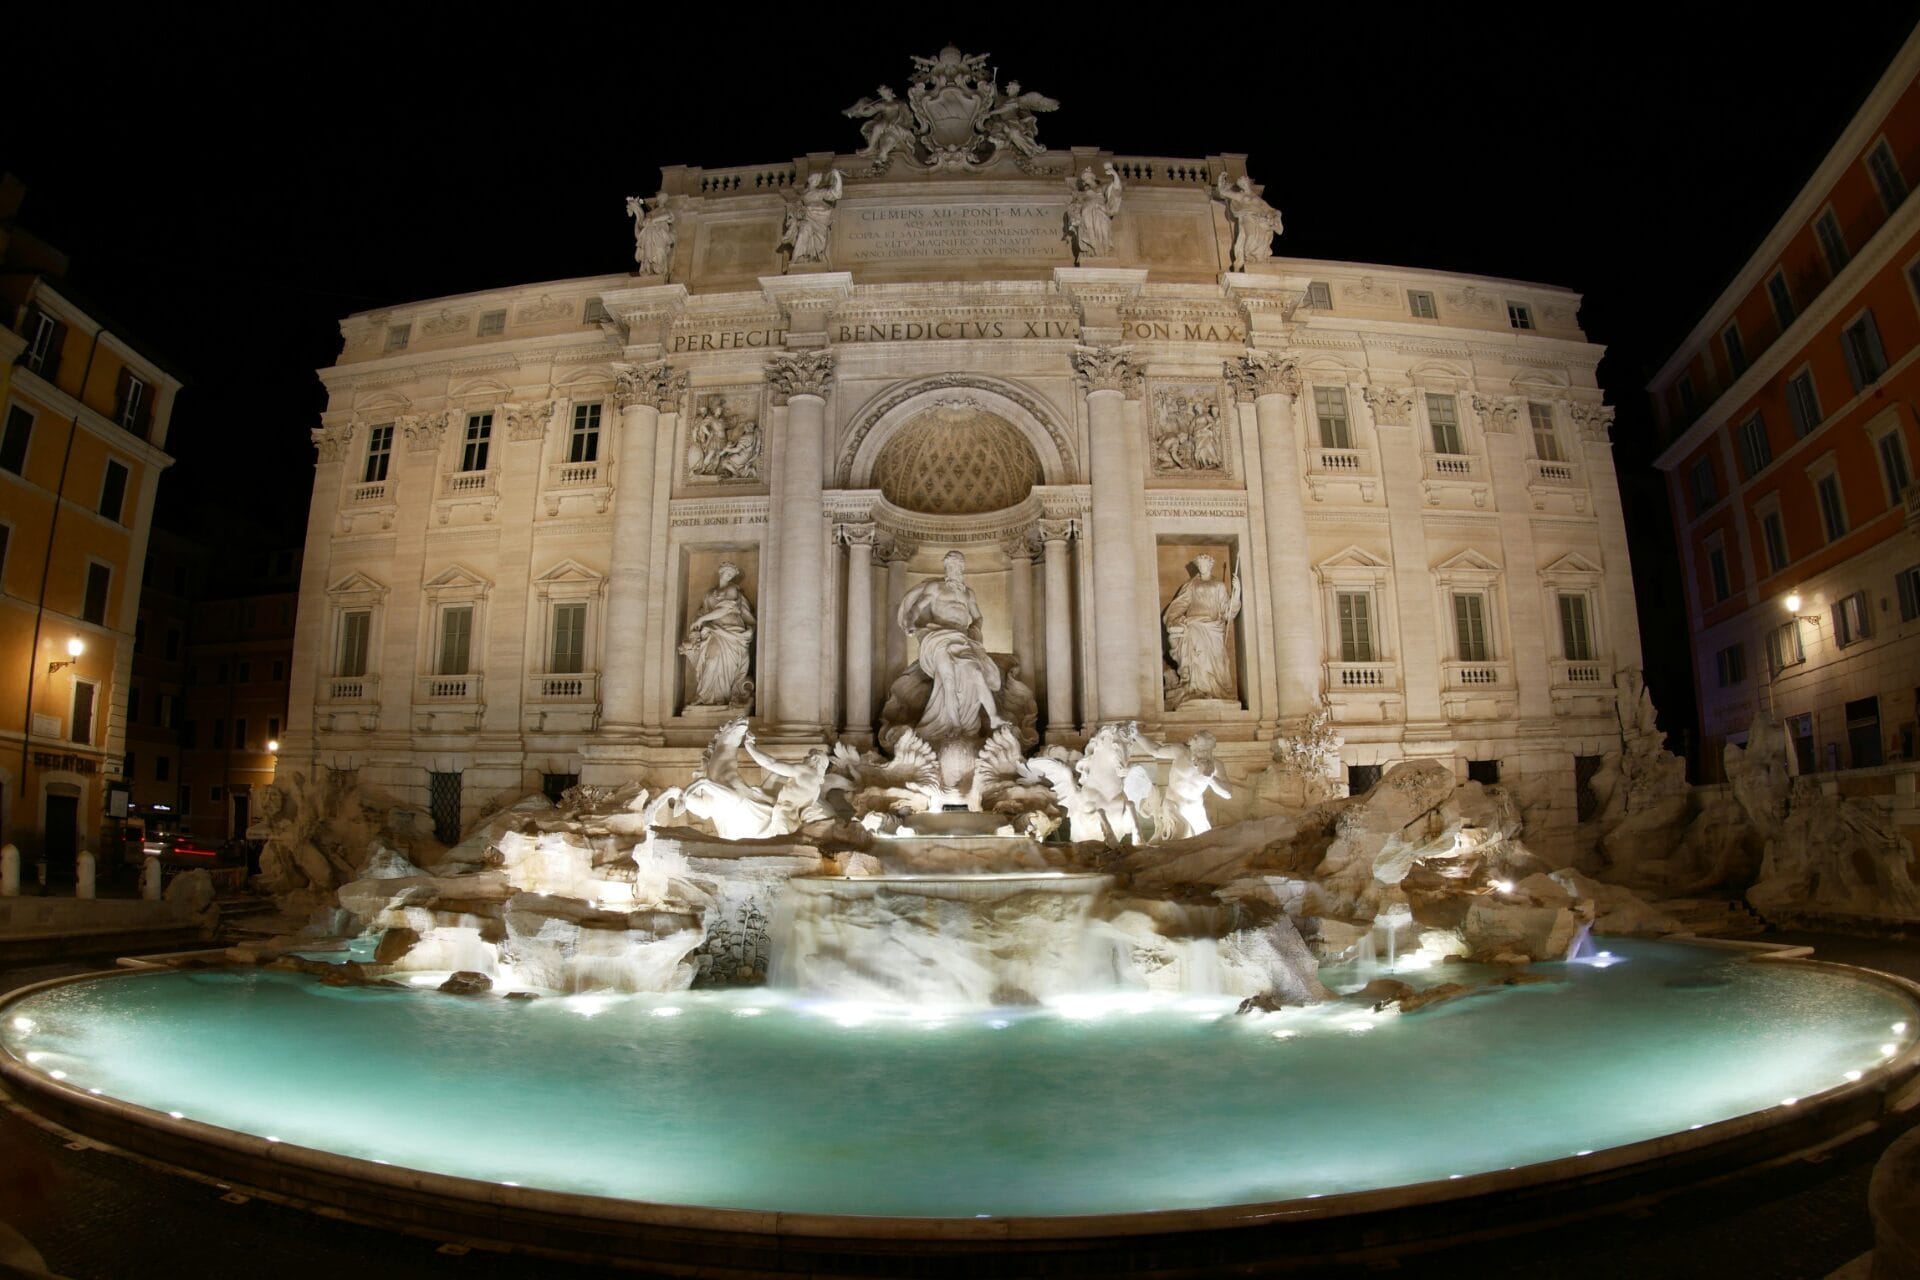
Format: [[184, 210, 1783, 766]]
[[681, 387, 767, 491], [1146, 381, 1234, 482]]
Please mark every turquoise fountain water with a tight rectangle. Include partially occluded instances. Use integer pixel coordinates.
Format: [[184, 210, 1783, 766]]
[[3, 939, 1913, 1218]]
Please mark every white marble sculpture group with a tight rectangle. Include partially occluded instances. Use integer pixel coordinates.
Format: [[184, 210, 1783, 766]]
[[843, 47, 1060, 172]]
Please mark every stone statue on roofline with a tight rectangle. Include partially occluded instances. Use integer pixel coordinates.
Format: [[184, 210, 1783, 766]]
[[1214, 174, 1283, 272], [625, 192, 676, 277], [1064, 163, 1123, 262]]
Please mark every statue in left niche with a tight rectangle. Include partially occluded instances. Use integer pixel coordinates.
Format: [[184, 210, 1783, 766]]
[[680, 562, 755, 708], [779, 169, 844, 268], [680, 718, 831, 840], [625, 192, 677, 277], [1163, 553, 1242, 708]]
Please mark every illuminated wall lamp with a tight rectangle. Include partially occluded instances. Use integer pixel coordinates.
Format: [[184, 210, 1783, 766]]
[[47, 637, 85, 675], [1784, 592, 1822, 625]]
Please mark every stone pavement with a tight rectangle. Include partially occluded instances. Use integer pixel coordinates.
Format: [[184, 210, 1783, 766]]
[[0, 934, 1914, 1280]]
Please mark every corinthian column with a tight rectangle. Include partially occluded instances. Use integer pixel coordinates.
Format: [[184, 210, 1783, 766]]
[[601, 361, 685, 731], [1071, 345, 1145, 722], [882, 536, 916, 689], [838, 522, 877, 743], [1003, 531, 1036, 690], [1229, 351, 1317, 720], [767, 350, 835, 735], [1038, 518, 1078, 738]]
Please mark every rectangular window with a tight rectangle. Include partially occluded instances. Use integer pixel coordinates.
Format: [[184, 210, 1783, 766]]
[[1843, 311, 1889, 391], [1722, 322, 1747, 377], [268, 716, 279, 740], [1453, 593, 1490, 662], [461, 413, 492, 472], [114, 372, 148, 433], [71, 681, 95, 744], [1313, 387, 1351, 449], [1817, 472, 1848, 542], [234, 717, 248, 751], [1427, 393, 1462, 454], [550, 602, 586, 674], [22, 310, 58, 377], [385, 324, 411, 352], [338, 610, 370, 677], [1762, 510, 1790, 574], [1715, 643, 1747, 687], [477, 309, 506, 337], [182, 720, 197, 749], [212, 719, 226, 749], [1690, 457, 1718, 511], [1707, 546, 1731, 602], [1767, 269, 1797, 329], [438, 606, 473, 675], [1408, 290, 1436, 319], [1306, 281, 1332, 309], [1558, 593, 1593, 661], [0, 524, 9, 585], [1879, 428, 1912, 507], [0, 406, 30, 474], [164, 628, 180, 660], [236, 660, 251, 683], [83, 563, 110, 625], [569, 402, 601, 463], [1869, 138, 1908, 213], [1736, 413, 1772, 477], [1336, 591, 1374, 662], [1836, 590, 1871, 647], [1678, 374, 1698, 421], [127, 686, 140, 724], [98, 459, 129, 523], [1786, 370, 1822, 437], [156, 756, 170, 782], [272, 660, 284, 681], [1815, 208, 1850, 274], [1529, 402, 1561, 461], [1766, 620, 1805, 674], [1507, 303, 1534, 330], [364, 423, 394, 483], [1899, 565, 1920, 621]]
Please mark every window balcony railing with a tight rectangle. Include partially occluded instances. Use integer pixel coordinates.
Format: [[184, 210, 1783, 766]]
[[441, 470, 496, 498], [1325, 661, 1397, 690], [527, 671, 599, 702], [1551, 658, 1609, 688], [547, 459, 602, 490], [323, 674, 380, 703], [1310, 446, 1369, 475], [1423, 452, 1481, 482], [417, 673, 483, 702], [1443, 660, 1512, 690], [350, 480, 391, 504], [1527, 459, 1581, 488]]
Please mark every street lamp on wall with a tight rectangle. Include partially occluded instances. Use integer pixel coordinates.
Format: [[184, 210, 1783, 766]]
[[46, 637, 84, 676], [1784, 592, 1822, 625]]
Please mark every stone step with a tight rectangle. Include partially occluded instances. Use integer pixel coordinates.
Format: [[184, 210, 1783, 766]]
[[1659, 897, 1768, 938]]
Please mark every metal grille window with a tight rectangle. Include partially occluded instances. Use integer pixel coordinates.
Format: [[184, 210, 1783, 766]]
[[1306, 281, 1332, 309], [1348, 763, 1382, 795], [1786, 370, 1821, 437], [569, 403, 601, 463], [1815, 209, 1850, 274], [1336, 591, 1374, 662], [1843, 312, 1889, 391], [438, 606, 473, 675], [477, 310, 506, 337], [1723, 322, 1747, 376], [1762, 510, 1790, 574], [1529, 402, 1561, 461], [1558, 593, 1593, 661], [550, 603, 586, 673], [338, 610, 370, 677], [1313, 387, 1351, 449], [1816, 473, 1848, 542], [1408, 290, 1436, 319], [1767, 269, 1796, 329], [1869, 139, 1908, 213], [385, 324, 411, 352], [1736, 413, 1772, 477], [364, 424, 394, 483], [429, 772, 462, 845], [461, 413, 492, 472], [1427, 394, 1463, 454], [1453, 592, 1489, 662], [1879, 429, 1912, 506]]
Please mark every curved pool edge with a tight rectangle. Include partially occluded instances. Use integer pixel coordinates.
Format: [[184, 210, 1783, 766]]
[[3, 949, 1919, 1272]]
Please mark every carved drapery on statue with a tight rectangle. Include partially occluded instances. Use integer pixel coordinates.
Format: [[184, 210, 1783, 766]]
[[680, 563, 755, 709], [625, 192, 677, 277], [1063, 164, 1123, 262], [1214, 175, 1283, 272], [1162, 554, 1242, 708], [778, 169, 843, 268]]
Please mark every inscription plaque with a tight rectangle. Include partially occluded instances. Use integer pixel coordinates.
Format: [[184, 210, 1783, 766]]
[[835, 202, 1068, 264]]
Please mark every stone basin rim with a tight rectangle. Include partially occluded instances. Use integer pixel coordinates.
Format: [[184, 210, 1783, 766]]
[[2, 946, 1918, 1247]]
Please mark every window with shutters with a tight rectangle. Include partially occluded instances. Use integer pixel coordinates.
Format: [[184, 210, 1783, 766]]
[[21, 308, 61, 379], [1786, 368, 1822, 437], [477, 310, 506, 337], [1766, 620, 1805, 674], [1305, 281, 1332, 309], [1876, 421, 1912, 507], [1736, 413, 1771, 477], [1, 405, 32, 474], [1767, 269, 1797, 329], [1835, 591, 1871, 648], [1506, 303, 1534, 330], [1715, 644, 1747, 687], [1408, 290, 1437, 319], [385, 324, 411, 352], [113, 370, 150, 436], [1899, 565, 1920, 621], [1426, 393, 1463, 455], [1815, 470, 1848, 543], [71, 681, 95, 744], [1814, 208, 1850, 274], [335, 607, 372, 677], [1761, 507, 1790, 575], [1313, 387, 1351, 449], [1843, 311, 1889, 391], [1722, 322, 1747, 376], [550, 602, 586, 673], [1707, 545, 1731, 602], [1690, 457, 1719, 512], [1868, 138, 1908, 213], [99, 459, 129, 523]]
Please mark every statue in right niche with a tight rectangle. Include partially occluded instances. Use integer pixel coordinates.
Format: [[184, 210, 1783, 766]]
[[1162, 553, 1241, 708], [680, 562, 756, 708]]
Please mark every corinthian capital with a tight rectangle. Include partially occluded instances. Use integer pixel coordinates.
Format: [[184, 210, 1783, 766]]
[[612, 361, 687, 413], [1361, 385, 1414, 426], [1036, 517, 1079, 543], [1226, 350, 1301, 401], [310, 423, 354, 463], [1070, 345, 1141, 398], [766, 350, 836, 404], [835, 521, 879, 548]]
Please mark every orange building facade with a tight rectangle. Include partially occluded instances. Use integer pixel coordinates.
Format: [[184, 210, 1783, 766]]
[[1, 201, 178, 877], [1652, 29, 1920, 777]]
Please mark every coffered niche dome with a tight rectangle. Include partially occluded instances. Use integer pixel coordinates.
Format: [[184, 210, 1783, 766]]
[[871, 406, 1041, 515]]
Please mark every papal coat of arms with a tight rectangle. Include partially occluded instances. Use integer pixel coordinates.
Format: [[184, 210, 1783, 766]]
[[843, 47, 1059, 173]]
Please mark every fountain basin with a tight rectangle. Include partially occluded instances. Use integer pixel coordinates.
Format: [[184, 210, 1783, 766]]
[[3, 940, 1917, 1275]]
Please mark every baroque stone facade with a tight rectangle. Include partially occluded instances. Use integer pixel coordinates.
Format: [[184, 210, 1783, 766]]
[[284, 49, 1641, 858]]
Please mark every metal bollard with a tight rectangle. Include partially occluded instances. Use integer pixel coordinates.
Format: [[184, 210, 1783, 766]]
[[140, 858, 162, 901], [0, 844, 17, 897], [76, 850, 97, 899]]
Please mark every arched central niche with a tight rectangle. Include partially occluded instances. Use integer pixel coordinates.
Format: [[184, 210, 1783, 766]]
[[870, 404, 1041, 515]]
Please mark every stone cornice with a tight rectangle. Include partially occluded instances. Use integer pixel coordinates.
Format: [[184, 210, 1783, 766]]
[[318, 335, 620, 391]]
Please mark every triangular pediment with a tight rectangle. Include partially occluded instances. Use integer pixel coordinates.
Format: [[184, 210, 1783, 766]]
[[354, 390, 411, 416], [1510, 368, 1570, 392], [1317, 545, 1390, 571], [533, 558, 604, 585], [326, 571, 387, 598], [1434, 548, 1502, 574], [423, 563, 491, 591], [1542, 552, 1603, 577], [448, 375, 513, 400]]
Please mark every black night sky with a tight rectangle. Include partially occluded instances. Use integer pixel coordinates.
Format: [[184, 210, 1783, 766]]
[[9, 5, 1920, 765]]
